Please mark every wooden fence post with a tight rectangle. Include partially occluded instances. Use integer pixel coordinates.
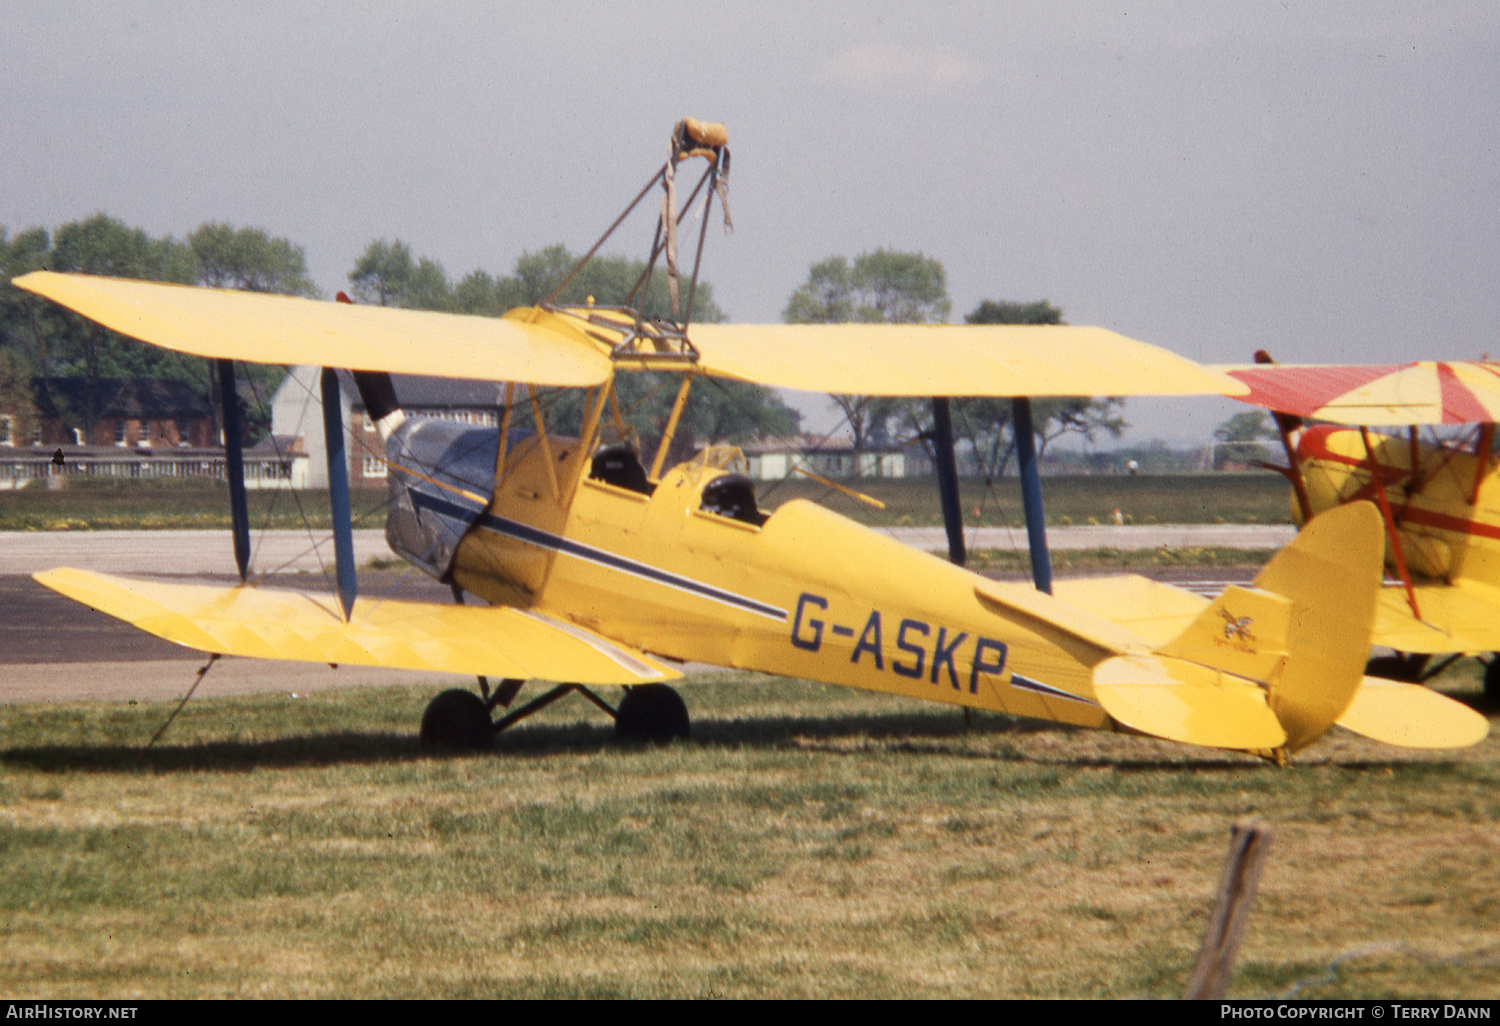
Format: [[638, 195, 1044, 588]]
[[1184, 821, 1274, 1000]]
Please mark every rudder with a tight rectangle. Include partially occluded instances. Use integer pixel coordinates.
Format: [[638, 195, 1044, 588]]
[[1249, 501, 1384, 751]]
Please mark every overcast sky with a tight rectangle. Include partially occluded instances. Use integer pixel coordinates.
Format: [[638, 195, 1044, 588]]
[[4, 2, 1496, 444]]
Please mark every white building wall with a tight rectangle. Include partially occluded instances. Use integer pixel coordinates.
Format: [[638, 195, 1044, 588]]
[[269, 366, 352, 489]]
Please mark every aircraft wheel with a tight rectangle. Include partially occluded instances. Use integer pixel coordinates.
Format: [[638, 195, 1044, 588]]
[[420, 689, 494, 751], [1483, 659, 1500, 705], [614, 684, 690, 744]]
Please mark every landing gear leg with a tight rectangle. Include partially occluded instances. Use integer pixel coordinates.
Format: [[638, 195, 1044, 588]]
[[418, 681, 690, 750], [614, 684, 690, 743]]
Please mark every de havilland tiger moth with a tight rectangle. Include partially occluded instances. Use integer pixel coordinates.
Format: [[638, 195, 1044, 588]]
[[13, 120, 1488, 761]]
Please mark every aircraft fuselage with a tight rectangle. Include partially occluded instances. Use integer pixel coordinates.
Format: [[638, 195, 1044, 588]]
[[389, 419, 1116, 728], [1296, 424, 1500, 586]]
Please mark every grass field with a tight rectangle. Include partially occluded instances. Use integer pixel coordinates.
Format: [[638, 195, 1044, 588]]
[[0, 478, 348, 532], [1, 667, 1495, 999], [0, 472, 1291, 531]]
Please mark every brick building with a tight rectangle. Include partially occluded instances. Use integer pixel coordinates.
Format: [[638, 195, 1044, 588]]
[[27, 377, 216, 449]]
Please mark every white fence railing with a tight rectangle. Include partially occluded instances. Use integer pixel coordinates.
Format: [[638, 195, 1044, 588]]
[[0, 448, 308, 490]]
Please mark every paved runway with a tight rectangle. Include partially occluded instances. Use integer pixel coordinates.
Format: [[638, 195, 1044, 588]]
[[0, 526, 1278, 705], [0, 523, 1294, 577]]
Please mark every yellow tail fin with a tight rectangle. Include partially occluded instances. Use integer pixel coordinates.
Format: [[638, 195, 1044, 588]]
[[1252, 501, 1383, 751]]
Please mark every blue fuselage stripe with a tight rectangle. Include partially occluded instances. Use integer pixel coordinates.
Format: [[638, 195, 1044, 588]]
[[409, 487, 787, 621], [1010, 673, 1099, 706]]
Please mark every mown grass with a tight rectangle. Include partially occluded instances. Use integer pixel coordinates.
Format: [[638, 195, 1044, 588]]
[[0, 478, 342, 532], [763, 472, 1291, 528], [0, 667, 1495, 999], [0, 473, 1289, 531], [965, 546, 1276, 574]]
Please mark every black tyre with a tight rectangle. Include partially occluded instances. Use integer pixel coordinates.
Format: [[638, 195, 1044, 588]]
[[614, 684, 690, 744], [420, 689, 493, 751]]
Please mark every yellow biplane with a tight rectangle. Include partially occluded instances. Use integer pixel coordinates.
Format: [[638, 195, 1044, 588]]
[[13, 122, 1487, 760], [1226, 352, 1500, 702]]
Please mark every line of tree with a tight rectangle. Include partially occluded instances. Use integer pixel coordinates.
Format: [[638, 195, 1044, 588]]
[[781, 249, 1126, 476], [1, 216, 316, 443], [0, 216, 799, 456]]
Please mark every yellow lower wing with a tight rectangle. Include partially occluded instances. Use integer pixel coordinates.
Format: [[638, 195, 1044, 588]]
[[35, 568, 679, 685], [1374, 580, 1500, 654]]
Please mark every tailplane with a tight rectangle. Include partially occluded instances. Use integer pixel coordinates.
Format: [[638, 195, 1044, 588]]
[[1092, 502, 1384, 756]]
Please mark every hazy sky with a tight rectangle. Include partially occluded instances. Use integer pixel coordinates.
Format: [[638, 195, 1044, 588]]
[[4, 2, 1497, 443]]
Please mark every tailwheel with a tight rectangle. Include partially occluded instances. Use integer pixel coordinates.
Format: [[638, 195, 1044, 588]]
[[614, 684, 690, 744], [420, 689, 494, 751]]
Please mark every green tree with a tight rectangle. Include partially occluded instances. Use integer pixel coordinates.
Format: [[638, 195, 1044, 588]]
[[0, 216, 305, 444], [189, 222, 319, 296], [491, 244, 726, 323], [966, 299, 1063, 325], [851, 248, 950, 324], [0, 347, 36, 445], [38, 215, 204, 435], [1213, 410, 1277, 470], [782, 256, 855, 324], [348, 239, 451, 310], [450, 268, 515, 316], [784, 249, 949, 468], [0, 226, 55, 374], [48, 213, 199, 283]]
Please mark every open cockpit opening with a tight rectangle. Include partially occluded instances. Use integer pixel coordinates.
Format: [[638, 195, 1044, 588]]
[[589, 443, 656, 496], [700, 473, 768, 526]]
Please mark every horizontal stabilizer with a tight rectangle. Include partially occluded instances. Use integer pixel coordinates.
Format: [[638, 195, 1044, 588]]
[[973, 579, 1140, 662], [1090, 503, 1385, 756], [1336, 678, 1490, 749], [35, 568, 678, 685], [1093, 654, 1286, 750], [1050, 574, 1210, 649]]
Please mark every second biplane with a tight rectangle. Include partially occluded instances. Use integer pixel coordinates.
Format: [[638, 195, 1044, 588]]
[[14, 121, 1488, 760], [1226, 353, 1500, 701]]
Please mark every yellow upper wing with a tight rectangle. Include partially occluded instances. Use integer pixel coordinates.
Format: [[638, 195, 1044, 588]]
[[35, 568, 679, 685], [685, 322, 1248, 398], [13, 271, 611, 386], [16, 272, 1246, 399]]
